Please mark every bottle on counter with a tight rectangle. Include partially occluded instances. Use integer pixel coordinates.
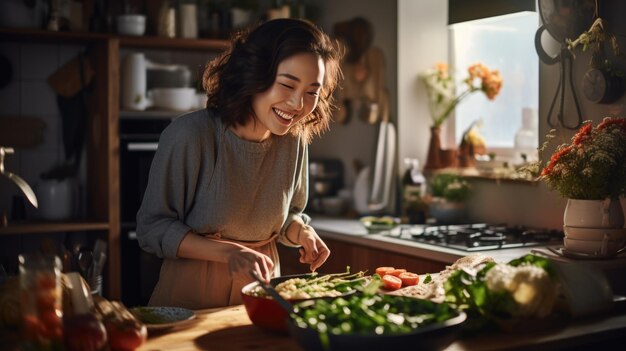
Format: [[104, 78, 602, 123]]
[[514, 107, 538, 165], [402, 158, 427, 224]]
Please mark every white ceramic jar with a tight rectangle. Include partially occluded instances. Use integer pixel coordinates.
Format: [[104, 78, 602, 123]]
[[36, 179, 74, 220]]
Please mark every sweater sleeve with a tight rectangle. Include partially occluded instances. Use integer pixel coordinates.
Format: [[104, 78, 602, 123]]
[[278, 139, 311, 247], [136, 114, 210, 258]]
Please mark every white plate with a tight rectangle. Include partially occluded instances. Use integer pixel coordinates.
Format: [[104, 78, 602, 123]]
[[130, 306, 197, 330]]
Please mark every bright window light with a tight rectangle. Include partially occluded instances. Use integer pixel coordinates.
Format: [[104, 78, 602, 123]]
[[448, 11, 539, 160]]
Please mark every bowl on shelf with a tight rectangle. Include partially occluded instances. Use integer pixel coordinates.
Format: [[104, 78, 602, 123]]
[[116, 15, 146, 36], [148, 87, 196, 111]]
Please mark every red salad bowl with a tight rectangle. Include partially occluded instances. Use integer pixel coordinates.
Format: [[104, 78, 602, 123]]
[[240, 273, 311, 334]]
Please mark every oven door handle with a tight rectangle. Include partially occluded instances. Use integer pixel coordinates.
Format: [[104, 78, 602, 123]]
[[126, 142, 159, 152]]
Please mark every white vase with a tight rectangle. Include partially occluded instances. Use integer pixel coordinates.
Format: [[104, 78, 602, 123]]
[[563, 198, 624, 229], [36, 179, 75, 220]]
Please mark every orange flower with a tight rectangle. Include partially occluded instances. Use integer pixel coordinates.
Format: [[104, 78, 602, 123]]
[[597, 117, 626, 131], [541, 145, 572, 177], [436, 62, 448, 73], [535, 116, 626, 199], [482, 70, 503, 100], [421, 62, 503, 128], [467, 63, 488, 80], [572, 123, 592, 145]]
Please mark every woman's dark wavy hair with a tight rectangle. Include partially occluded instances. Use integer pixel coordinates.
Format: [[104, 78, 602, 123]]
[[202, 18, 343, 144]]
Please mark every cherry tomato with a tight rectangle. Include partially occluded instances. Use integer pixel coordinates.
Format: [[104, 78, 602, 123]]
[[22, 314, 44, 339], [399, 272, 420, 287], [382, 274, 402, 291], [64, 313, 108, 351], [39, 309, 62, 329], [388, 268, 407, 277], [375, 267, 395, 277], [37, 292, 58, 311], [105, 321, 148, 351]]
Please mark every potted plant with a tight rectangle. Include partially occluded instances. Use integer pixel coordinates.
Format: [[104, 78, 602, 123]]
[[529, 117, 626, 230], [426, 173, 471, 224]]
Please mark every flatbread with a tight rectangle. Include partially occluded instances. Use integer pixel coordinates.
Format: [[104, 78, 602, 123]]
[[389, 253, 495, 302]]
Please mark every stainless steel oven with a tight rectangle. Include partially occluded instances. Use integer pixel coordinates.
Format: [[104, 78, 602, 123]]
[[119, 116, 172, 307]]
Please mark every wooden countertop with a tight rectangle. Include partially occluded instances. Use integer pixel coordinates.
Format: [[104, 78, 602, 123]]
[[138, 304, 626, 351], [137, 305, 302, 351]]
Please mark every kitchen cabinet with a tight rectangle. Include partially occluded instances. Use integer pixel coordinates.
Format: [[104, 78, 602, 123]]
[[0, 27, 229, 300]]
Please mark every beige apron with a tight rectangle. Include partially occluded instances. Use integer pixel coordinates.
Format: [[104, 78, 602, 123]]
[[149, 233, 280, 309], [146, 115, 299, 310]]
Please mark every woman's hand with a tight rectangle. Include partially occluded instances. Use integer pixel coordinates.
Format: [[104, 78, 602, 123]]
[[296, 225, 330, 272], [228, 246, 274, 283]]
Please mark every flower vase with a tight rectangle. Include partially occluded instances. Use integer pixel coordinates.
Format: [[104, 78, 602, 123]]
[[424, 127, 442, 170], [563, 198, 626, 257], [563, 198, 624, 229]]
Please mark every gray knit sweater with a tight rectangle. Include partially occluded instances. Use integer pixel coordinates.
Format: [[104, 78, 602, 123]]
[[136, 108, 309, 259]]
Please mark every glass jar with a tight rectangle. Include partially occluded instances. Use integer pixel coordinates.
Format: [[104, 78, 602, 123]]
[[18, 253, 64, 350]]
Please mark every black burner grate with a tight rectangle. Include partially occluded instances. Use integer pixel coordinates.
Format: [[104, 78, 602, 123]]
[[398, 224, 564, 251]]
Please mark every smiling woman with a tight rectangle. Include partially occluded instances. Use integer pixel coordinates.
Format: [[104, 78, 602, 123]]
[[135, 19, 344, 310]]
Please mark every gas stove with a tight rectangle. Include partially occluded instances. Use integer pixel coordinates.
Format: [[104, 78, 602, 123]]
[[393, 223, 564, 251]]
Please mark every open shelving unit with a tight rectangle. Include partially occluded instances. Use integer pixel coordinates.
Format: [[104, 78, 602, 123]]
[[0, 27, 229, 300]]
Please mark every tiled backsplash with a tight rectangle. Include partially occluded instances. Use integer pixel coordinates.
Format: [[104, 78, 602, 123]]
[[0, 42, 86, 219]]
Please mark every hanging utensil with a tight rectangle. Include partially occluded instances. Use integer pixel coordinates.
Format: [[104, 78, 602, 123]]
[[0, 147, 38, 208], [545, 48, 583, 130], [368, 120, 396, 212], [535, 0, 596, 130]]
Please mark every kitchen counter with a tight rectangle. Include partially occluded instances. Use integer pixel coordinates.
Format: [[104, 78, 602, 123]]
[[136, 218, 626, 350], [308, 217, 626, 295], [137, 304, 626, 351], [310, 217, 552, 264]]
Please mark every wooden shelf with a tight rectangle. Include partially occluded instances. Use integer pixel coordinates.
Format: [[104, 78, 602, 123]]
[[119, 35, 230, 51], [0, 27, 109, 44], [0, 221, 110, 235], [0, 27, 230, 51], [120, 109, 185, 120]]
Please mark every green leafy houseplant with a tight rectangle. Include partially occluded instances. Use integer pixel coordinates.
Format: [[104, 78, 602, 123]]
[[429, 173, 471, 203], [532, 117, 626, 200]]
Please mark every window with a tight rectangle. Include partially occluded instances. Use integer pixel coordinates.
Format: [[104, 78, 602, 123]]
[[448, 11, 539, 162]]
